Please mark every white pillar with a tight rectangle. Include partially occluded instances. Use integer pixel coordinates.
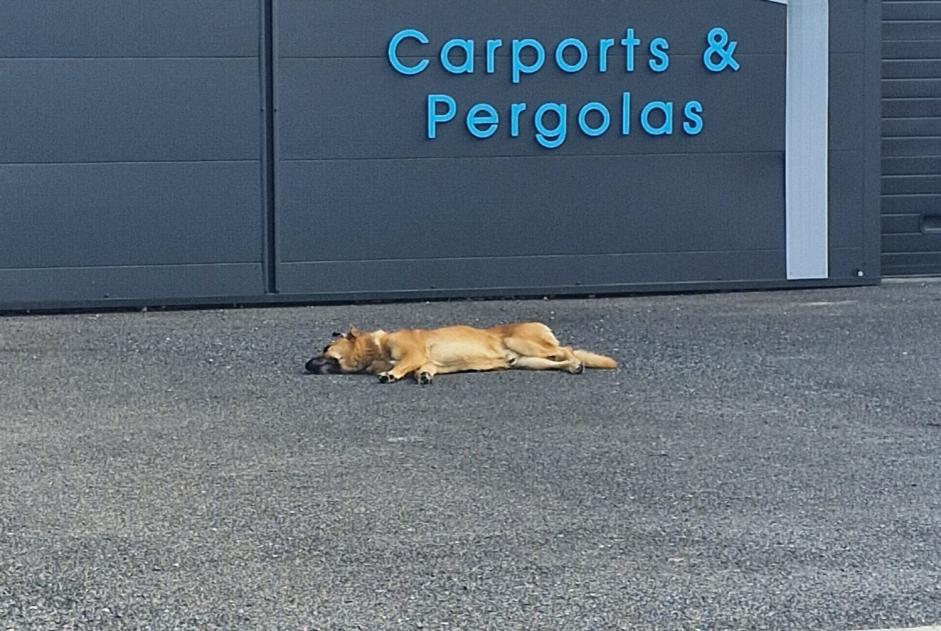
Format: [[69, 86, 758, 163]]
[[782, 0, 830, 280]]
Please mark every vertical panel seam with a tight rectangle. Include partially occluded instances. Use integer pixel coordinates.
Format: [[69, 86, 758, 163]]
[[262, 0, 279, 293]]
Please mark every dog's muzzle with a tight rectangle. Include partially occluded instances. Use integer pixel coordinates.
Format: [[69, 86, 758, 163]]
[[305, 355, 343, 375]]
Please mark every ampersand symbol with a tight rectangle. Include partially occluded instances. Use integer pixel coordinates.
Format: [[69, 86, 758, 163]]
[[703, 27, 740, 73]]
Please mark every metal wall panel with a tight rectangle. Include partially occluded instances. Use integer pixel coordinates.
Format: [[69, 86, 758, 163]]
[[0, 0, 881, 309], [274, 0, 878, 298], [0, 60, 259, 163], [882, 0, 941, 276], [278, 152, 785, 262], [0, 0, 260, 57], [0, 163, 262, 269], [277, 56, 787, 160], [276, 2, 788, 57], [0, 0, 266, 307]]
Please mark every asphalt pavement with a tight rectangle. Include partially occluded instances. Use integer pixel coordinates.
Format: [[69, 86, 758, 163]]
[[2, 281, 941, 630]]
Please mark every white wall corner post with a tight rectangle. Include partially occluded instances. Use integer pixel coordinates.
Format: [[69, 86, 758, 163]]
[[783, 0, 830, 280]]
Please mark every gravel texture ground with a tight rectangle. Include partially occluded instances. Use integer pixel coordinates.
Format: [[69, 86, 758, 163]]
[[1, 281, 940, 630]]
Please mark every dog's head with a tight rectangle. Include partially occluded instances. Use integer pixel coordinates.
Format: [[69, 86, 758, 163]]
[[305, 327, 378, 375]]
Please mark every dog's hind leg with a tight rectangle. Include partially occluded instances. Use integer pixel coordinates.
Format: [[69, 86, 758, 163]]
[[510, 356, 584, 375], [503, 336, 581, 366]]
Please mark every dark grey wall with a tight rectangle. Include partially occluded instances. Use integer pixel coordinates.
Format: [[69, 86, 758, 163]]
[[0, 1, 881, 309], [0, 0, 266, 306], [275, 0, 881, 299]]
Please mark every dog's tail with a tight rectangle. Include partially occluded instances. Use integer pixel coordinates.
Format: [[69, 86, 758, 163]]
[[573, 349, 618, 369]]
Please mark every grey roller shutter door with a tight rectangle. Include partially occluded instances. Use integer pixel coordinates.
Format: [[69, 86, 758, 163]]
[[882, 0, 941, 276]]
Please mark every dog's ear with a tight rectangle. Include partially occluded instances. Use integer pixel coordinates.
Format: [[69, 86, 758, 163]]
[[347, 325, 363, 340]]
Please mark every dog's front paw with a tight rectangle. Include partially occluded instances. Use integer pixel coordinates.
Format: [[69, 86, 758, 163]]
[[416, 371, 434, 386], [378, 372, 398, 384]]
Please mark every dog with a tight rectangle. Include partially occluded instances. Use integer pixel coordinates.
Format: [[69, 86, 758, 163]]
[[305, 322, 617, 384]]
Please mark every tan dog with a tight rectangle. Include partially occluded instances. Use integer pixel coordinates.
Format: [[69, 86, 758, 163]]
[[305, 322, 617, 384]]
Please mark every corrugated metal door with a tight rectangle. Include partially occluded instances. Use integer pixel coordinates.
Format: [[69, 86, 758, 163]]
[[883, 0, 941, 275]]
